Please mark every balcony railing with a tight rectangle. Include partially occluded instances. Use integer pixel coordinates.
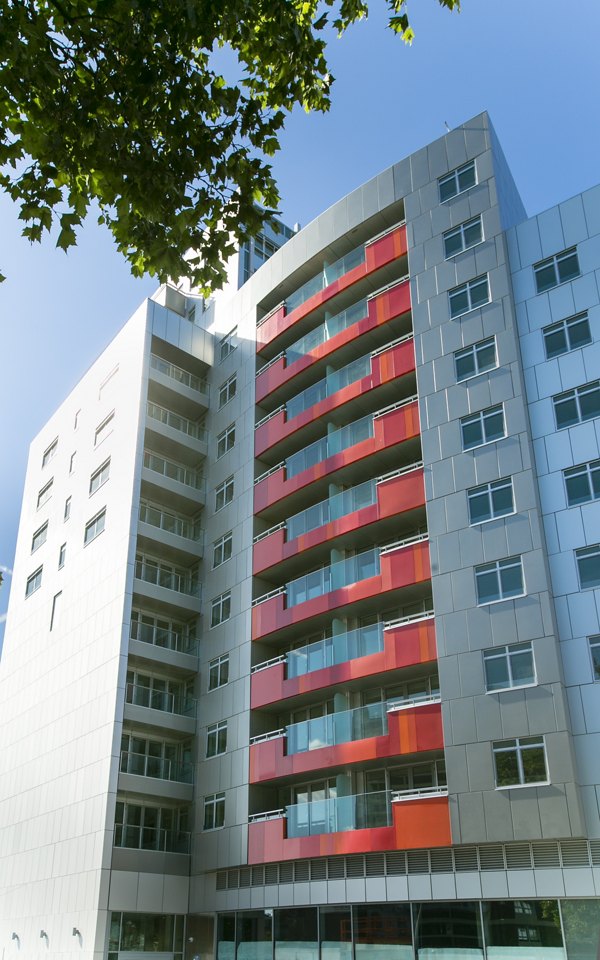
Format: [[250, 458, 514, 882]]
[[286, 700, 388, 754], [114, 824, 191, 854], [285, 353, 372, 421], [286, 622, 384, 678], [284, 298, 368, 363], [120, 751, 193, 784], [146, 401, 207, 442], [150, 354, 208, 397], [130, 618, 198, 656], [139, 501, 202, 542], [287, 547, 380, 607], [287, 789, 392, 838], [143, 450, 205, 492], [284, 244, 366, 315], [125, 682, 195, 717], [285, 411, 374, 479], [135, 556, 200, 597]]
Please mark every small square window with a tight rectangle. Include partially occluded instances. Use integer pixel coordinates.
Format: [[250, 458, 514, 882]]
[[42, 438, 58, 468], [475, 556, 524, 605], [575, 544, 600, 590], [213, 532, 233, 568], [211, 591, 231, 627], [455, 337, 497, 382], [449, 275, 490, 319], [208, 655, 230, 691], [216, 424, 235, 459], [553, 381, 600, 430], [203, 792, 225, 830], [543, 312, 591, 359], [84, 509, 106, 545], [461, 405, 505, 450], [438, 160, 476, 203], [493, 736, 547, 787], [215, 476, 234, 512], [443, 216, 483, 258], [468, 477, 514, 524], [564, 460, 600, 506], [206, 721, 228, 757], [484, 642, 535, 692], [534, 247, 580, 294], [219, 374, 237, 408], [25, 566, 43, 598]]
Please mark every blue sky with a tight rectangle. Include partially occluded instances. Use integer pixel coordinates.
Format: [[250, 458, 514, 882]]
[[1, 0, 599, 639]]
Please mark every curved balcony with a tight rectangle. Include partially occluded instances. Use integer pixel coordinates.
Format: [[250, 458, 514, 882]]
[[252, 534, 431, 642], [253, 398, 421, 518], [254, 335, 415, 459], [256, 223, 407, 353], [253, 463, 425, 576], [251, 612, 436, 709]]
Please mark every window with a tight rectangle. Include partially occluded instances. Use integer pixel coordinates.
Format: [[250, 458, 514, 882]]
[[213, 532, 233, 568], [99, 364, 119, 399], [69, 451, 76, 474], [31, 521, 48, 553], [443, 216, 483, 258], [208, 655, 230, 691], [206, 721, 228, 757], [219, 374, 237, 408], [50, 591, 62, 631], [25, 566, 43, 598], [215, 476, 234, 512], [449, 275, 490, 318], [564, 459, 600, 506], [455, 337, 497, 382], [63, 496, 72, 521], [588, 637, 600, 681], [37, 479, 53, 509], [475, 556, 524, 605], [217, 424, 235, 459], [211, 591, 231, 627], [575, 544, 600, 590], [534, 247, 580, 293], [553, 380, 600, 430], [74, 409, 80, 430], [90, 458, 111, 495], [543, 312, 591, 359], [219, 327, 237, 363], [468, 477, 514, 524], [484, 641, 535, 692], [438, 160, 476, 202], [84, 508, 106, 545], [58, 543, 66, 569], [42, 437, 58, 468], [94, 410, 115, 446], [203, 792, 225, 830], [461, 404, 505, 450], [493, 736, 548, 787]]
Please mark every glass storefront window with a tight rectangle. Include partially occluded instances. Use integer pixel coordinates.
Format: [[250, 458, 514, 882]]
[[354, 904, 413, 960], [483, 900, 565, 958], [237, 911, 273, 960], [217, 914, 236, 960], [117, 914, 175, 952], [320, 907, 352, 960], [274, 907, 318, 960], [562, 899, 600, 960], [414, 902, 484, 957]]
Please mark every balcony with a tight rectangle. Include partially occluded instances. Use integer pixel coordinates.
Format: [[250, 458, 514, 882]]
[[256, 223, 408, 353], [254, 335, 415, 459], [138, 500, 203, 561], [142, 449, 205, 512], [120, 750, 193, 783], [114, 823, 191, 854], [125, 682, 195, 718], [254, 398, 421, 518], [130, 614, 198, 656], [145, 401, 208, 461], [124, 680, 196, 736], [134, 555, 202, 615], [252, 534, 431, 641], [149, 353, 209, 415], [256, 277, 412, 403], [251, 612, 436, 709]]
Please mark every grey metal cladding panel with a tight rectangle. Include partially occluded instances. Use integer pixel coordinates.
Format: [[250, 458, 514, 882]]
[[474, 693, 503, 741], [392, 157, 413, 199], [482, 788, 516, 842], [510, 790, 543, 841], [456, 791, 487, 843]]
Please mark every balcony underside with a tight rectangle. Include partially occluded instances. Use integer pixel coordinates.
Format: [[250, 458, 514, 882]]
[[117, 771, 193, 803]]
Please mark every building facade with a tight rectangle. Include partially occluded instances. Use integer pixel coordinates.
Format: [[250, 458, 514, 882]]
[[2, 112, 600, 959]]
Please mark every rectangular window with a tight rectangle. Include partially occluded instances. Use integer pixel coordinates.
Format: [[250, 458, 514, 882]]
[[534, 247, 580, 293], [58, 543, 66, 569], [564, 459, 600, 506], [31, 521, 48, 554], [455, 336, 497, 382], [99, 364, 119, 399], [438, 160, 476, 202], [575, 544, 600, 590], [37, 479, 53, 510], [219, 327, 237, 363], [215, 476, 234, 512], [63, 496, 72, 521], [211, 591, 231, 627], [42, 437, 58, 468], [589, 636, 600, 681], [69, 451, 76, 474], [443, 215, 483, 258], [461, 404, 505, 450], [493, 736, 548, 787], [213, 532, 233, 568], [89, 458, 111, 495], [475, 555, 524, 604], [25, 566, 43, 598], [206, 721, 228, 758], [543, 311, 591, 359], [216, 424, 235, 459], [203, 792, 225, 830], [553, 380, 600, 430], [74, 409, 80, 430], [84, 508, 106, 545], [219, 374, 237, 408], [94, 410, 115, 446], [50, 591, 62, 631], [468, 477, 514, 524], [449, 274, 490, 318], [484, 641, 535, 692], [208, 655, 230, 691]]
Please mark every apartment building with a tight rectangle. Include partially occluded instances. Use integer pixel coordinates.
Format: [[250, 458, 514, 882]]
[[1, 112, 600, 959]]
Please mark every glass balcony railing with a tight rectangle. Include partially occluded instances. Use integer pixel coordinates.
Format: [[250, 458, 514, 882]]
[[114, 824, 191, 854], [285, 299, 367, 363], [125, 682, 196, 717], [146, 401, 207, 442], [286, 353, 371, 421], [130, 617, 198, 656], [286, 478, 377, 541], [285, 245, 366, 315], [120, 751, 193, 784], [139, 501, 202, 542], [134, 556, 200, 598], [287, 623, 384, 678], [143, 450, 205, 492], [287, 700, 388, 754], [150, 354, 208, 396], [287, 547, 380, 607], [285, 411, 374, 479], [287, 790, 391, 838]]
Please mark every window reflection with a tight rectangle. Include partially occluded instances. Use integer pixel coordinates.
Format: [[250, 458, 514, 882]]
[[354, 904, 413, 960], [320, 907, 352, 960], [413, 902, 484, 957], [274, 907, 318, 960]]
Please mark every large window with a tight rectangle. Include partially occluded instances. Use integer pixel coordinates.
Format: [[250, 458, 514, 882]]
[[211, 591, 231, 627], [493, 736, 548, 787], [575, 544, 600, 590], [275, 907, 318, 960], [31, 521, 48, 553], [438, 160, 476, 202], [534, 246, 580, 293], [543, 311, 591, 358], [482, 900, 564, 954], [484, 641, 535, 692], [461, 404, 505, 450], [564, 459, 600, 506], [42, 437, 58, 468], [109, 912, 184, 954], [25, 566, 43, 598], [215, 476, 234, 512], [219, 327, 237, 363], [443, 215, 483, 258], [203, 792, 225, 830], [468, 477, 514, 524], [219, 374, 237, 408], [209, 655, 230, 691], [455, 336, 497, 382], [95, 410, 115, 446], [475, 556, 524, 605], [354, 904, 412, 959], [90, 458, 110, 495], [217, 424, 235, 459], [553, 380, 600, 429], [84, 508, 106, 545], [449, 275, 490, 318], [213, 532, 233, 568], [37, 478, 53, 509], [206, 721, 228, 757]]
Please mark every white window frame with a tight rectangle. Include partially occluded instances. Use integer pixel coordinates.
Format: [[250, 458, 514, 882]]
[[564, 459, 600, 507], [543, 311, 591, 359], [443, 216, 483, 259], [58, 542, 66, 569], [31, 521, 49, 554], [25, 566, 43, 598], [206, 720, 228, 758], [203, 792, 225, 830], [89, 458, 111, 496], [211, 591, 231, 627], [461, 404, 506, 451], [37, 478, 53, 510], [216, 424, 235, 459], [63, 496, 72, 522], [69, 451, 76, 475], [438, 160, 477, 203], [219, 327, 237, 363], [213, 532, 233, 569], [42, 437, 58, 468], [534, 247, 580, 294], [208, 655, 230, 691], [218, 374, 237, 409], [483, 641, 536, 693], [449, 275, 490, 319], [454, 336, 497, 383], [575, 544, 600, 591], [493, 736, 548, 789], [94, 410, 115, 447], [215, 476, 234, 512], [84, 508, 106, 546], [475, 555, 525, 606], [467, 477, 514, 525], [553, 381, 600, 430], [589, 636, 600, 682]]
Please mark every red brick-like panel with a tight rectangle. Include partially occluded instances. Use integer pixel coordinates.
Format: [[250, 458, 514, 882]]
[[256, 226, 407, 353]]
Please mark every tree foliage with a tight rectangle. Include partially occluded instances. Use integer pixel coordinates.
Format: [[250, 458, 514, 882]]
[[0, 0, 459, 291]]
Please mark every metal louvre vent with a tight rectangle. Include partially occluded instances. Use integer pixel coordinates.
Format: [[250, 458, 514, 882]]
[[239, 868, 251, 888], [478, 845, 505, 871], [561, 840, 591, 868], [227, 869, 240, 889], [311, 860, 327, 880], [385, 852, 407, 875], [590, 840, 600, 866], [532, 842, 560, 869], [365, 854, 385, 877], [407, 851, 429, 874], [327, 858, 345, 879], [279, 863, 293, 883], [251, 866, 265, 885], [505, 844, 532, 870], [294, 861, 310, 882], [346, 856, 365, 878], [265, 865, 278, 885], [453, 847, 478, 872], [430, 849, 453, 873]]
